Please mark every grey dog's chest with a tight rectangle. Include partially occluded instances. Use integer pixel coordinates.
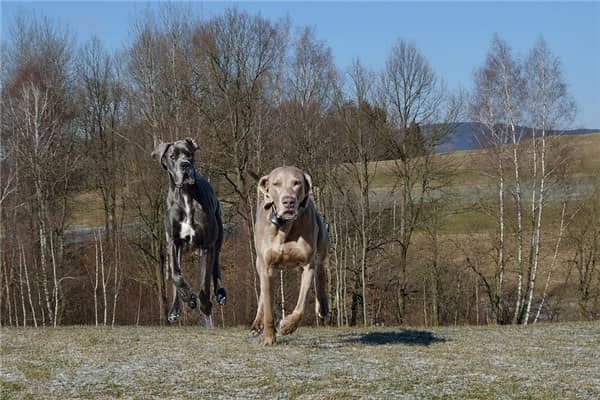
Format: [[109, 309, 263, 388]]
[[170, 195, 209, 245], [178, 195, 196, 240]]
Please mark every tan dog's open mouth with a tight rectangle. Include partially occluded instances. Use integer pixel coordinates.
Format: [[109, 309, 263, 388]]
[[278, 210, 297, 220]]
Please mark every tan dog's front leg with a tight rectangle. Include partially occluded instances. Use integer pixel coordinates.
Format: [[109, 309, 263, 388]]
[[279, 263, 314, 336], [250, 289, 264, 336], [260, 267, 276, 346]]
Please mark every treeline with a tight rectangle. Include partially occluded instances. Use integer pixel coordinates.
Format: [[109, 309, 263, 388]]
[[1, 6, 598, 328]]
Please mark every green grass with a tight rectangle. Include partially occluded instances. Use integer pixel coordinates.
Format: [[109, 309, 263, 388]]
[[2, 322, 599, 399]]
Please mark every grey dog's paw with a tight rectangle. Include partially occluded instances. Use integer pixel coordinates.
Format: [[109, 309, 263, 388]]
[[215, 288, 227, 305], [187, 292, 197, 309], [168, 311, 181, 323]]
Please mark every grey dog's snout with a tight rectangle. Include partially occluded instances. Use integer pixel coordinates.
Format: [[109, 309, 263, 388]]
[[179, 160, 192, 170], [281, 195, 296, 209]]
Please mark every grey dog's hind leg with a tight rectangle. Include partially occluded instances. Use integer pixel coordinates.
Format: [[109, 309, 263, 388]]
[[197, 250, 213, 317], [213, 210, 227, 305], [212, 249, 227, 305]]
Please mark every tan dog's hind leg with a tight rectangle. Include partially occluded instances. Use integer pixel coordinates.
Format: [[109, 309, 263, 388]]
[[279, 264, 314, 336], [315, 255, 329, 321]]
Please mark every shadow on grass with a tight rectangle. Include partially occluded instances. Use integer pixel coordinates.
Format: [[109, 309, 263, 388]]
[[341, 330, 447, 346]]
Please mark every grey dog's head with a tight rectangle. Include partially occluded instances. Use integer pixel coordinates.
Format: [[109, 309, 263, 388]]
[[151, 138, 199, 187]]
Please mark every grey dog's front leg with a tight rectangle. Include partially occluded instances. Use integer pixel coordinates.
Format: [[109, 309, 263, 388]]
[[168, 241, 196, 323]]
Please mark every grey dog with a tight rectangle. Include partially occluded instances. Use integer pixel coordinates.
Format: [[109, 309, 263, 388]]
[[151, 138, 226, 323]]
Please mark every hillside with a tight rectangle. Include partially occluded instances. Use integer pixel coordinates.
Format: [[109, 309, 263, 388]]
[[435, 122, 600, 152], [61, 132, 600, 248], [2, 323, 599, 399]]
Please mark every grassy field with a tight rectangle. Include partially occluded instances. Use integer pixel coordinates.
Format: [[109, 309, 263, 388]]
[[2, 322, 599, 399]]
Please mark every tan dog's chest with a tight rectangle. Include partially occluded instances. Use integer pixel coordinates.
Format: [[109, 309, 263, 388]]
[[263, 236, 313, 269]]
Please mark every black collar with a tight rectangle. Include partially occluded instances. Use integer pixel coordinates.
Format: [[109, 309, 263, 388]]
[[268, 205, 286, 227], [268, 195, 309, 228]]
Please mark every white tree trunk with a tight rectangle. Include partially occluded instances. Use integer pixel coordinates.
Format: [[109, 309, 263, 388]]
[[524, 124, 547, 325], [111, 231, 122, 327], [534, 202, 569, 323], [510, 123, 524, 324], [99, 230, 108, 326], [50, 230, 59, 327], [93, 231, 99, 326], [18, 250, 27, 327], [21, 245, 38, 327], [497, 157, 505, 322]]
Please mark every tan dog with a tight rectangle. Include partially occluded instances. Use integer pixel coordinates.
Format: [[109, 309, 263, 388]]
[[251, 166, 329, 345]]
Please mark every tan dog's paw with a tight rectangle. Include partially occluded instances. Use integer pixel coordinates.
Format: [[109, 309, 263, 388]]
[[278, 312, 302, 336], [250, 320, 263, 337], [261, 332, 276, 346]]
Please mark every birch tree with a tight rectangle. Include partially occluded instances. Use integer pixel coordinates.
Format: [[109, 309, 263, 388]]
[[471, 35, 576, 324], [517, 37, 576, 324], [470, 37, 513, 324]]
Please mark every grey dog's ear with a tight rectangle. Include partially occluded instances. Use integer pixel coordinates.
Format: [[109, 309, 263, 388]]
[[258, 175, 273, 210], [151, 142, 171, 169], [185, 137, 199, 152]]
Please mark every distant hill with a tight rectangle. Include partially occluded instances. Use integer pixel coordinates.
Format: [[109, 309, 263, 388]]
[[435, 122, 600, 152]]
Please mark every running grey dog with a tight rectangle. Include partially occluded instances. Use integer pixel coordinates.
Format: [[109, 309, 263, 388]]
[[151, 138, 226, 323]]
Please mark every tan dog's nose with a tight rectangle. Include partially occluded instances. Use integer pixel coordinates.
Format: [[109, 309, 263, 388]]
[[281, 195, 296, 210]]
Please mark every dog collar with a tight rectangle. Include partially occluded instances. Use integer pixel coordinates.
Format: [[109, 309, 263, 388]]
[[268, 203, 307, 227], [268, 207, 285, 227]]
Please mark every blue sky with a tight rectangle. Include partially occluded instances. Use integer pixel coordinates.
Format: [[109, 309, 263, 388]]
[[2, 1, 599, 128]]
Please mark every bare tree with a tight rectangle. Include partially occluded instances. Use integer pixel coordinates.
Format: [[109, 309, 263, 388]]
[[191, 9, 288, 306], [76, 36, 127, 326], [381, 39, 460, 323], [567, 191, 599, 320], [280, 26, 337, 183], [125, 6, 196, 323], [2, 15, 77, 326], [193, 8, 288, 214], [329, 59, 384, 326]]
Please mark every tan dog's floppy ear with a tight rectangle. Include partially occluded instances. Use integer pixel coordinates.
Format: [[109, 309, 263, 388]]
[[185, 137, 199, 152], [258, 175, 273, 210], [151, 143, 171, 170], [300, 172, 312, 207]]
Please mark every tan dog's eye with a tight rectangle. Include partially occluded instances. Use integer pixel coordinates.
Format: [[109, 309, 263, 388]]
[[273, 181, 281, 187], [292, 180, 301, 187]]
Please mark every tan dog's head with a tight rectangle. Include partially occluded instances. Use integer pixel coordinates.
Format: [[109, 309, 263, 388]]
[[258, 166, 312, 223]]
